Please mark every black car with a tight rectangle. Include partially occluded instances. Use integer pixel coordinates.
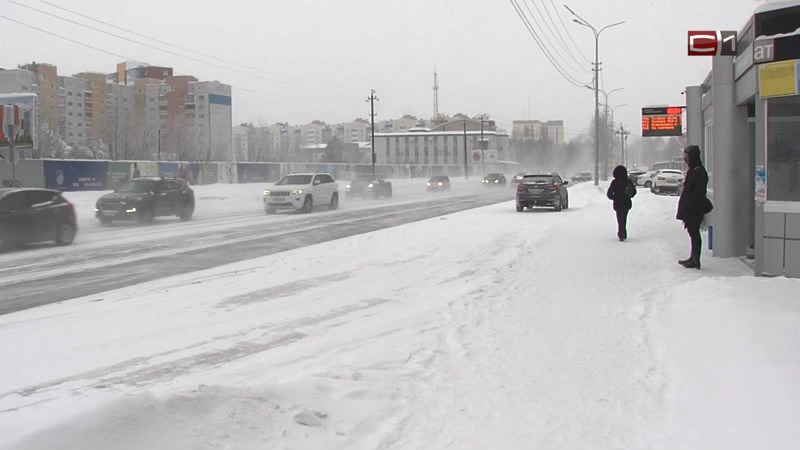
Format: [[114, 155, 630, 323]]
[[515, 173, 569, 212], [0, 188, 77, 246], [95, 177, 195, 224], [345, 175, 393, 199], [482, 173, 507, 186], [571, 172, 593, 183], [426, 175, 451, 192]]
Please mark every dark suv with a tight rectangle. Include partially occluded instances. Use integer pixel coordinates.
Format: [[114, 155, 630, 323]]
[[0, 188, 77, 246], [426, 175, 451, 192], [345, 175, 393, 199], [482, 173, 507, 186], [515, 173, 569, 212], [95, 177, 195, 224]]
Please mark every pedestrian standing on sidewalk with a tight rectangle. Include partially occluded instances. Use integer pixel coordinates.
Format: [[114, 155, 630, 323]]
[[676, 145, 711, 269], [606, 165, 637, 241]]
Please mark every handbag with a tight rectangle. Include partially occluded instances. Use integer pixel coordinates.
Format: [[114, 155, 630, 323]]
[[700, 196, 714, 214]]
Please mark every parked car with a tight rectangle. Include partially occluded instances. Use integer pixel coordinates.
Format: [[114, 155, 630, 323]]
[[515, 173, 569, 212], [628, 170, 647, 184], [636, 170, 658, 188], [571, 172, 593, 183], [345, 175, 393, 199], [426, 175, 451, 192], [0, 188, 77, 247], [263, 173, 339, 214], [482, 173, 507, 186], [651, 169, 684, 194], [95, 177, 195, 224]]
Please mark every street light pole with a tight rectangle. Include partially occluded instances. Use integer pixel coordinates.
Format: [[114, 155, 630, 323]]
[[567, 5, 624, 186]]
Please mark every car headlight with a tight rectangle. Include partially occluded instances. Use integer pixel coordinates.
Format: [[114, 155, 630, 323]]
[[426, 182, 431, 186], [94, 207, 100, 212], [494, 180, 499, 183], [368, 183, 374, 188], [345, 184, 351, 189], [291, 189, 304, 195], [263, 190, 271, 196], [125, 208, 137, 213]]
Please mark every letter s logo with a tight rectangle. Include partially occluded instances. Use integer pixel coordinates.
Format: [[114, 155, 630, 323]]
[[688, 31, 719, 56]]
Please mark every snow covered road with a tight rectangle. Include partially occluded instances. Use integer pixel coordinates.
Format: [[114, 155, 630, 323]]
[[1, 181, 798, 450], [0, 180, 509, 313]]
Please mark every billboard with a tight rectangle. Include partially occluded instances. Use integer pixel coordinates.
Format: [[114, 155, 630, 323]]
[[759, 59, 799, 98], [0, 93, 37, 151], [642, 106, 683, 137], [44, 160, 108, 191]]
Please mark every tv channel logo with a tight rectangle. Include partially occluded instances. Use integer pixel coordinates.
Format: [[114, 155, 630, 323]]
[[688, 31, 737, 56]]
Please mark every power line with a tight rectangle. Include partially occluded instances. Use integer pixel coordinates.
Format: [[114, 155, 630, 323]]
[[520, 0, 583, 73], [5, 0, 309, 89], [538, 0, 585, 67], [508, 0, 588, 88], [0, 14, 351, 106], [0, 14, 129, 59], [550, 0, 591, 64], [36, 0, 337, 91]]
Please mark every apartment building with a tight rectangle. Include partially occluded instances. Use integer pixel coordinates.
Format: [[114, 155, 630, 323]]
[[57, 75, 90, 146]]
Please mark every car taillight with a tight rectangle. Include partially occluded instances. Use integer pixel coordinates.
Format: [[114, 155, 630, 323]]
[[517, 184, 526, 191]]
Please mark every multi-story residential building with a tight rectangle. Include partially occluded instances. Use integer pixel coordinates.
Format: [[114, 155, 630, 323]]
[[301, 120, 329, 147], [18, 63, 59, 138], [338, 118, 370, 143], [185, 80, 232, 161], [232, 125, 252, 162], [107, 83, 137, 160], [75, 72, 109, 145], [108, 61, 174, 86], [57, 75, 90, 146]]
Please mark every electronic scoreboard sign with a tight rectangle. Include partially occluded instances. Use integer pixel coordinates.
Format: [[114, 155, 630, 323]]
[[641, 106, 683, 137]]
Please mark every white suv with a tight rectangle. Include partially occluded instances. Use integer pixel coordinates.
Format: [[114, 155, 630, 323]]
[[263, 173, 339, 214]]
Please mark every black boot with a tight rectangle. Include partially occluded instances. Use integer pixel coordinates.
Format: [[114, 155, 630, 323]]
[[678, 257, 692, 265], [683, 257, 701, 269]]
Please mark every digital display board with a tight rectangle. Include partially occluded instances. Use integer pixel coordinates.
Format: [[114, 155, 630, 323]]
[[641, 106, 683, 137]]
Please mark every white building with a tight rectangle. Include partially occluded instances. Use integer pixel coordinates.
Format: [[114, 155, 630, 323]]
[[185, 81, 232, 161], [232, 125, 251, 162], [0, 69, 37, 94], [512, 120, 565, 146], [373, 129, 510, 166], [106, 83, 137, 159]]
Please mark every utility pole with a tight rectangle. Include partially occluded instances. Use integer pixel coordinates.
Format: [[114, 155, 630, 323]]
[[366, 89, 378, 178], [463, 119, 468, 180], [478, 114, 488, 176], [566, 5, 624, 185]]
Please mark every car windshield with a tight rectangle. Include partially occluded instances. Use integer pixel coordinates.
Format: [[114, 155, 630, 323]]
[[430, 176, 447, 182], [115, 180, 156, 193], [277, 175, 313, 185], [522, 175, 553, 184]]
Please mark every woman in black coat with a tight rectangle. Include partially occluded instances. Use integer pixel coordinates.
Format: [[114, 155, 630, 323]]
[[607, 165, 637, 241], [676, 145, 710, 269]]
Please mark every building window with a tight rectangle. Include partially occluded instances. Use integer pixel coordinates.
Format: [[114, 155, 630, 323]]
[[78, 132, 83, 137], [67, 102, 73, 106], [21, 86, 28, 91], [395, 136, 401, 162], [68, 112, 73, 117], [404, 136, 410, 163], [453, 136, 459, 164], [386, 137, 391, 163], [443, 136, 449, 164], [423, 136, 429, 164], [414, 137, 420, 163], [77, 113, 82, 117], [68, 91, 72, 96]]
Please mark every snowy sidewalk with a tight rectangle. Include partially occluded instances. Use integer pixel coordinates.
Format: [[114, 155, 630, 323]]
[[1, 183, 798, 450]]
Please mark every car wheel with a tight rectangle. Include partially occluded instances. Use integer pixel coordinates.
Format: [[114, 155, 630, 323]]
[[564, 196, 569, 210], [554, 198, 562, 211], [301, 195, 313, 213], [137, 207, 154, 224], [644, 181, 652, 188], [328, 193, 339, 210], [178, 203, 194, 221], [516, 203, 523, 212], [386, 186, 393, 198], [55, 222, 76, 245]]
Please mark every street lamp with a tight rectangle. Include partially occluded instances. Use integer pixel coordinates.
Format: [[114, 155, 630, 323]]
[[567, 4, 624, 185]]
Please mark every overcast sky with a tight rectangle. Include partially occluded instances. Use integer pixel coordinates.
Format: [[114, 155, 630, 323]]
[[1, 0, 775, 138]]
